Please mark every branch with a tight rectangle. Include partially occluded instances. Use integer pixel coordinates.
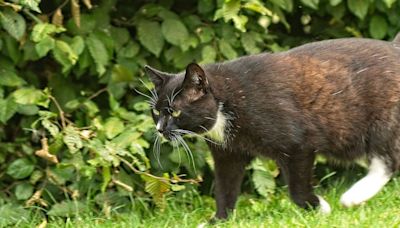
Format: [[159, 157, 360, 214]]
[[119, 157, 202, 185], [49, 95, 66, 129]]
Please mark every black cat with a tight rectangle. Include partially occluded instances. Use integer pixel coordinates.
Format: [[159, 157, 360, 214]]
[[145, 36, 400, 220]]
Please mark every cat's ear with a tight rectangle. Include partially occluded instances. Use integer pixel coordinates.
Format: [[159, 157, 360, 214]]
[[144, 65, 169, 90], [183, 63, 208, 90]]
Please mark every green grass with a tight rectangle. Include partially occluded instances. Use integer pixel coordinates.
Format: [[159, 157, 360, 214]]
[[11, 175, 400, 228]]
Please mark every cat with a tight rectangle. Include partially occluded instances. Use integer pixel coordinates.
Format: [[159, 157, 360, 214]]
[[145, 34, 400, 220]]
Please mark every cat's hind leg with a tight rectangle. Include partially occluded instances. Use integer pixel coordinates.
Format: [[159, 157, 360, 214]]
[[340, 156, 393, 207]]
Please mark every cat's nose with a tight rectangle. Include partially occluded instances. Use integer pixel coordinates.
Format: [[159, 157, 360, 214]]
[[156, 120, 165, 133]]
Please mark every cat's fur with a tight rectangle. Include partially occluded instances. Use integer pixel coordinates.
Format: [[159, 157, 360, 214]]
[[145, 36, 400, 220]]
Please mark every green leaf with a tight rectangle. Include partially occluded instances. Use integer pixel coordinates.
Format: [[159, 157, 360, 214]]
[[241, 32, 261, 54], [137, 19, 164, 57], [86, 33, 109, 75], [112, 130, 141, 148], [111, 64, 134, 83], [347, 0, 369, 20], [0, 204, 29, 226], [218, 40, 237, 59], [35, 36, 55, 58], [3, 31, 21, 63], [7, 158, 35, 179], [12, 88, 46, 106], [383, 0, 396, 8], [0, 97, 18, 123], [369, 15, 388, 39], [198, 0, 215, 14], [31, 23, 65, 42], [19, 0, 41, 12], [0, 69, 26, 87], [42, 119, 60, 137], [15, 183, 34, 200], [104, 117, 125, 139], [118, 41, 139, 58], [17, 104, 39, 115], [142, 175, 170, 208], [63, 126, 83, 153], [53, 40, 78, 73], [301, 0, 319, 9], [329, 0, 342, 6], [214, 0, 240, 21], [197, 27, 214, 43], [70, 36, 85, 56], [161, 18, 189, 47], [47, 201, 86, 217], [201, 45, 216, 64], [252, 169, 276, 197], [268, 0, 293, 12], [0, 7, 26, 40]]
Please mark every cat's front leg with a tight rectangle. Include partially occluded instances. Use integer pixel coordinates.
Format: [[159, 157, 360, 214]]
[[210, 146, 253, 220], [278, 152, 331, 213]]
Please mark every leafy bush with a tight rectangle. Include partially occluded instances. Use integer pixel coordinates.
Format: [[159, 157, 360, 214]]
[[0, 0, 399, 222]]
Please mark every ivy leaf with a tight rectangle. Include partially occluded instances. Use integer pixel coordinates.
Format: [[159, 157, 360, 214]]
[[15, 183, 34, 200], [301, 0, 319, 10], [137, 19, 164, 57], [104, 117, 125, 139], [0, 7, 26, 40], [348, 0, 369, 20], [6, 158, 35, 179], [63, 126, 83, 153], [161, 18, 189, 47], [86, 33, 109, 75], [0, 97, 18, 124], [369, 15, 388, 39], [47, 201, 86, 217], [268, 0, 293, 12]]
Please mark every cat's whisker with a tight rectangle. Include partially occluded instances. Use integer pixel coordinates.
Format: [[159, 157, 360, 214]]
[[139, 78, 158, 98], [152, 134, 163, 168], [171, 133, 182, 169], [134, 88, 157, 106], [176, 135, 197, 173], [173, 129, 222, 146], [204, 116, 216, 121]]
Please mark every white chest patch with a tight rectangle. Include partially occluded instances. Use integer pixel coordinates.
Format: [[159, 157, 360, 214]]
[[205, 105, 228, 144]]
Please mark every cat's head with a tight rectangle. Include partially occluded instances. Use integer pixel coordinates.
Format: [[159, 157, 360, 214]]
[[144, 63, 223, 141]]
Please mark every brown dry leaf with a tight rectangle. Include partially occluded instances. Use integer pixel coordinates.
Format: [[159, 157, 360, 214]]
[[71, 0, 81, 28], [35, 138, 59, 164], [52, 8, 63, 26], [82, 0, 93, 9]]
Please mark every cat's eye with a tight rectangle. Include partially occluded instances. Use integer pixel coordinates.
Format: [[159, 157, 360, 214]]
[[152, 109, 160, 116], [171, 110, 181, 118]]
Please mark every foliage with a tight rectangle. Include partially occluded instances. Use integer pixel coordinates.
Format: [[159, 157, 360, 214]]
[[0, 0, 400, 224]]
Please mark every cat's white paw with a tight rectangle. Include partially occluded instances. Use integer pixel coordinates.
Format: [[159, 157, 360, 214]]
[[197, 222, 207, 228], [340, 191, 365, 207], [317, 195, 331, 214]]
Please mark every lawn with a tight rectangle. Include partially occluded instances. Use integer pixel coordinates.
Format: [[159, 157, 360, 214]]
[[16, 170, 400, 228]]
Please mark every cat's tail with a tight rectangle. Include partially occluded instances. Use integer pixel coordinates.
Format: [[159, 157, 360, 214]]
[[393, 32, 400, 43]]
